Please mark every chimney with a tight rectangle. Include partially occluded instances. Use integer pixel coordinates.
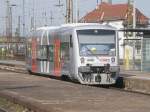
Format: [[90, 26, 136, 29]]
[[101, 0, 112, 4]]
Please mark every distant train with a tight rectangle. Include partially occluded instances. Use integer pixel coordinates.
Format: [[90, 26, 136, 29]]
[[26, 23, 120, 85]]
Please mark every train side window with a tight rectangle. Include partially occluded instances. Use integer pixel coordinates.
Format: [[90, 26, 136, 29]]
[[60, 34, 70, 61], [37, 45, 48, 61], [70, 35, 73, 48], [48, 45, 54, 62], [27, 43, 31, 58]]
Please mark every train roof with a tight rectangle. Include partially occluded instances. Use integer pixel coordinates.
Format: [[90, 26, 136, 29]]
[[60, 23, 117, 30], [36, 26, 59, 31], [35, 23, 117, 31]]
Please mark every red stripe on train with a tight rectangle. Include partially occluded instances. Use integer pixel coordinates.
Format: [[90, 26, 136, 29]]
[[54, 39, 61, 76], [32, 38, 37, 72]]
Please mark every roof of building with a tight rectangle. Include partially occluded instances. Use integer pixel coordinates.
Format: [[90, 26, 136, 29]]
[[81, 2, 149, 25]]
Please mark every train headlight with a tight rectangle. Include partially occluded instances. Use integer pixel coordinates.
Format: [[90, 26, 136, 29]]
[[80, 57, 85, 64]]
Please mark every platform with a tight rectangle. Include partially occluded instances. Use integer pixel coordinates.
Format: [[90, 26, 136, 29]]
[[120, 70, 150, 94], [0, 60, 25, 67]]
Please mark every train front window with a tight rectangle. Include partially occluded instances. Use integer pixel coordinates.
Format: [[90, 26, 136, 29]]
[[77, 29, 116, 56]]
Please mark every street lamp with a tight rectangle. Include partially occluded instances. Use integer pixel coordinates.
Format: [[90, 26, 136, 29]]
[[5, 1, 17, 59], [22, 0, 25, 37], [10, 4, 17, 38]]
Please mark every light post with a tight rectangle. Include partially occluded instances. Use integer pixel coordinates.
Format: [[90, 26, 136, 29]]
[[66, 0, 73, 23], [5, 0, 17, 59], [131, 0, 136, 69], [22, 0, 25, 37], [10, 4, 17, 38], [9, 4, 17, 59]]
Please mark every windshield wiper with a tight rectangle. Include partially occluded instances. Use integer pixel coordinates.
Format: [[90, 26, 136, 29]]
[[83, 46, 102, 61]]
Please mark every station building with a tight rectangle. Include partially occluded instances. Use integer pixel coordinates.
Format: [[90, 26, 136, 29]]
[[80, 1, 150, 71]]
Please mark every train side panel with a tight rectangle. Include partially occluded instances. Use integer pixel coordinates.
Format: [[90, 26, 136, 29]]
[[26, 24, 120, 85]]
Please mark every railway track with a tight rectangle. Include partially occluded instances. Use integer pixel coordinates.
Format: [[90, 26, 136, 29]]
[[0, 66, 150, 112], [0, 108, 7, 112], [0, 65, 27, 74], [0, 64, 150, 97]]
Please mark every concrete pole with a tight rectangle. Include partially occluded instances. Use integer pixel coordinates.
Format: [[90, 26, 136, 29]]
[[6, 0, 10, 38], [45, 12, 47, 26], [18, 16, 21, 37], [66, 0, 73, 23], [50, 11, 54, 25], [132, 0, 136, 69], [132, 0, 136, 29], [22, 0, 25, 37], [71, 0, 73, 23], [65, 0, 67, 23], [9, 7, 12, 38], [75, 0, 79, 23], [75, 0, 77, 23], [32, 0, 35, 30]]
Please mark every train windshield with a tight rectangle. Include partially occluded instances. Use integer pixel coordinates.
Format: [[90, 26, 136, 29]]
[[77, 29, 116, 56]]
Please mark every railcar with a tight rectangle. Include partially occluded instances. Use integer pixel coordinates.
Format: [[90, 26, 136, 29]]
[[26, 23, 120, 85]]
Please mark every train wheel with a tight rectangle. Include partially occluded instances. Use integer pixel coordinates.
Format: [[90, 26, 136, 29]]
[[103, 85, 110, 88], [115, 77, 124, 88], [27, 69, 33, 75], [61, 75, 70, 81]]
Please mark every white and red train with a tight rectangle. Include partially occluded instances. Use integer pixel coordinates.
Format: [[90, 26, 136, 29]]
[[26, 23, 120, 85]]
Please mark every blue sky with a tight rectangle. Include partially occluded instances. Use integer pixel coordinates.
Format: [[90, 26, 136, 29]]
[[0, 0, 150, 36]]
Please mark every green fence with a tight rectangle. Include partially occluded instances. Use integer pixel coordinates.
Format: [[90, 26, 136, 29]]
[[0, 37, 26, 61]]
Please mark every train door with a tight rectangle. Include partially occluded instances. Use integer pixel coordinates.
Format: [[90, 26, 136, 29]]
[[38, 30, 49, 74], [48, 31, 54, 75], [26, 38, 32, 70], [60, 33, 71, 76], [69, 34, 74, 76]]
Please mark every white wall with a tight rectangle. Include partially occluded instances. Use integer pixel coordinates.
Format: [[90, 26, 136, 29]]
[[103, 21, 125, 59]]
